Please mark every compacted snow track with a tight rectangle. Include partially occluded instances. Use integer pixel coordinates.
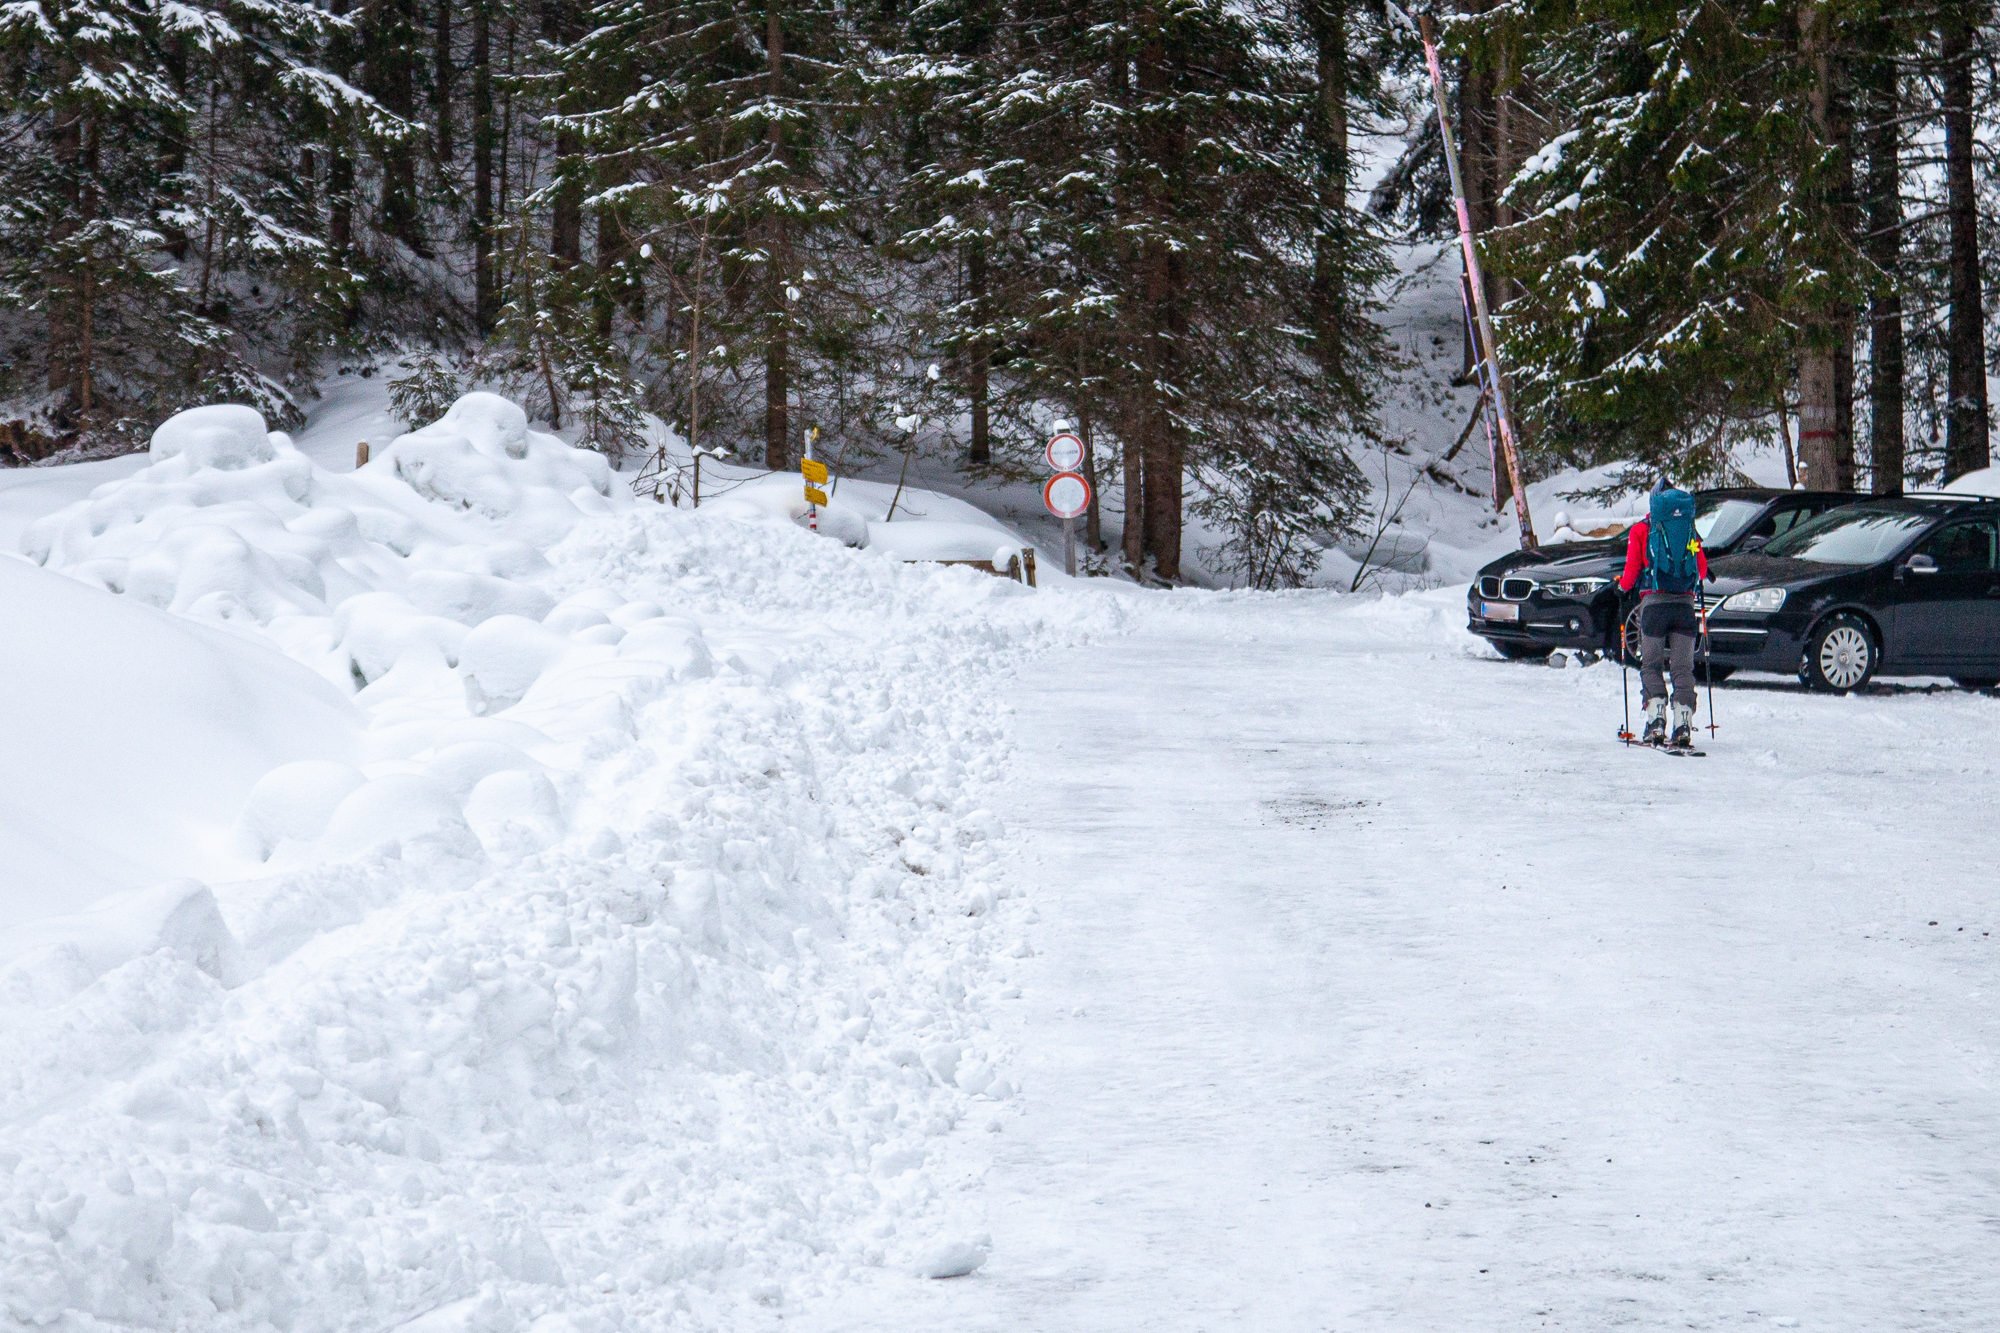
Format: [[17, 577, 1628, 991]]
[[804, 591, 2000, 1333]]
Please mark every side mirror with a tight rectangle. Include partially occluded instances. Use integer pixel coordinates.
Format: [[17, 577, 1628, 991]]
[[1900, 553, 1938, 579], [1741, 535, 1769, 552]]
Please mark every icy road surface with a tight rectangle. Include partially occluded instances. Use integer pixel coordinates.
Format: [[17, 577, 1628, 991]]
[[806, 591, 2000, 1333]]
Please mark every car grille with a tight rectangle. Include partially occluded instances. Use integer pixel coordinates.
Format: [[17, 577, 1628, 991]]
[[1477, 575, 1537, 600]]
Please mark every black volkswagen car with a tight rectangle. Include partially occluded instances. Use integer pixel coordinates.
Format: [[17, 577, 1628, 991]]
[[1701, 495, 2000, 691], [1467, 488, 1864, 661]]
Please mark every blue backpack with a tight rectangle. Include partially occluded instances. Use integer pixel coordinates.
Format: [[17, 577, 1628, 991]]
[[1643, 488, 1700, 593]]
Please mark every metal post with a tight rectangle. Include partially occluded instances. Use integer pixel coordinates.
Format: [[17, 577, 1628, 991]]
[[1417, 12, 1536, 552], [1064, 517, 1076, 576], [693, 452, 701, 508], [805, 428, 818, 533]]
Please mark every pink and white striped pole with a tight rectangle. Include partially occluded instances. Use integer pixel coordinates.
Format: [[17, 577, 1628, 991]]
[[1417, 11, 1537, 550]]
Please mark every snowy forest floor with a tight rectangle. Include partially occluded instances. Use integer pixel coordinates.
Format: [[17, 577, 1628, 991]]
[[804, 591, 2000, 1333]]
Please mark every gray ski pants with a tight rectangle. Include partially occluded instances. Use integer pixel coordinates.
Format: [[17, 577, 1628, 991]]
[[1638, 594, 1699, 709]]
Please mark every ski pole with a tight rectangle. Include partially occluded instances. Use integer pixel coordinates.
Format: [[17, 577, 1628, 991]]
[[1700, 586, 1717, 737], [1619, 613, 1632, 743]]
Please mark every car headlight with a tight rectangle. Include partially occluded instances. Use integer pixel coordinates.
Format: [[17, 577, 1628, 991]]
[[1720, 587, 1787, 613], [1540, 577, 1611, 597]]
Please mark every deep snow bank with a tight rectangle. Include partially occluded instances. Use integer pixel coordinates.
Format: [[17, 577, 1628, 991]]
[[18, 397, 634, 886], [2, 395, 1126, 1331], [0, 557, 358, 928]]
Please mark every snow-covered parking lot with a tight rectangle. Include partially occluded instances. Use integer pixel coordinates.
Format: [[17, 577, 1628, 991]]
[[809, 593, 2000, 1333], [3, 405, 1996, 1331]]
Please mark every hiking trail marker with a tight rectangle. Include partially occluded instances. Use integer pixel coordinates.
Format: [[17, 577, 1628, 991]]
[[802, 429, 826, 531]]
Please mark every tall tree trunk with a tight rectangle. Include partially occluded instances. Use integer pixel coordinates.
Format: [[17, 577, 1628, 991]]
[[545, 0, 583, 268], [328, 0, 359, 328], [968, 236, 990, 464], [367, 0, 424, 252], [76, 115, 99, 417], [471, 0, 496, 332], [593, 172, 636, 338], [1831, 38, 1857, 491], [1121, 421, 1143, 576], [1148, 250, 1186, 582], [1942, 6, 1990, 482], [1834, 316, 1855, 489], [1305, 0, 1347, 380], [1135, 22, 1182, 581], [1863, 26, 1903, 495], [763, 4, 789, 471], [433, 0, 453, 163], [47, 92, 82, 408], [1795, 0, 1840, 489], [161, 37, 191, 261], [1081, 411, 1101, 551]]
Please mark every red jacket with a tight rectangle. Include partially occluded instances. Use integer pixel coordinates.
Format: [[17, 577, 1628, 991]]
[[1616, 519, 1708, 593]]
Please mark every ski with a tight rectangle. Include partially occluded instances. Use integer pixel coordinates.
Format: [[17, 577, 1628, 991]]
[[1618, 734, 1708, 757]]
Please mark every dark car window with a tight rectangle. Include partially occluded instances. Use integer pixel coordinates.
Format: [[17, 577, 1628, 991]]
[[1770, 504, 1820, 535], [1915, 519, 1997, 573], [1695, 497, 1766, 549], [1763, 505, 1937, 564], [1747, 504, 1821, 541]]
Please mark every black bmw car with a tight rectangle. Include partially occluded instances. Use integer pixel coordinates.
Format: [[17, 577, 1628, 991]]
[[1467, 487, 1865, 661], [1701, 495, 2000, 691]]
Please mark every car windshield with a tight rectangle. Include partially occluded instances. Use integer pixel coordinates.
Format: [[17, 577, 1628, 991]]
[[1695, 497, 1766, 549], [1762, 505, 1934, 564]]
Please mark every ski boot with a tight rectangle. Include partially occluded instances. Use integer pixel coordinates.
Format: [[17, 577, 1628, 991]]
[[1640, 698, 1667, 746], [1668, 703, 1695, 750]]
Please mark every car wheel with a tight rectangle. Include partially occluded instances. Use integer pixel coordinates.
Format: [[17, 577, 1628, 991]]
[[1801, 614, 1878, 693], [1619, 606, 1643, 663], [1493, 641, 1551, 661], [1950, 676, 1999, 690]]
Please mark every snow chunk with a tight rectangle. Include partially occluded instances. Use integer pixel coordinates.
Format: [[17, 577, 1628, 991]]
[[0, 878, 244, 1011], [913, 1235, 989, 1278]]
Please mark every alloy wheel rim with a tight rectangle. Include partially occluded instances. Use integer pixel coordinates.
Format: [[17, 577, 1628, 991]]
[[1819, 626, 1870, 689]]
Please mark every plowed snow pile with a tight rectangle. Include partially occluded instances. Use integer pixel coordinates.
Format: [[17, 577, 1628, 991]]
[[1, 398, 1119, 1331]]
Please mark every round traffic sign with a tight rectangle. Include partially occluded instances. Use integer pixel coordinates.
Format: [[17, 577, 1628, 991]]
[[1044, 471, 1091, 519], [1045, 432, 1085, 472]]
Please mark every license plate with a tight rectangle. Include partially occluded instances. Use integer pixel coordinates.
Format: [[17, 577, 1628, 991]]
[[1481, 601, 1519, 622]]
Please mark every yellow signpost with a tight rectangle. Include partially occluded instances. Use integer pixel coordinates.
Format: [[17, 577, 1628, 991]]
[[803, 428, 824, 533]]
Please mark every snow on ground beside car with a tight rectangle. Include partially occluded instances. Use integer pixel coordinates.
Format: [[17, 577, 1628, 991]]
[[0, 393, 1125, 1331]]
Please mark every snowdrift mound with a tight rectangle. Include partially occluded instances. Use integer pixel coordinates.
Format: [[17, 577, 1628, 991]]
[[24, 397, 622, 640], [703, 470, 871, 547], [0, 557, 359, 929], [3, 390, 1131, 1331], [17, 398, 648, 881]]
